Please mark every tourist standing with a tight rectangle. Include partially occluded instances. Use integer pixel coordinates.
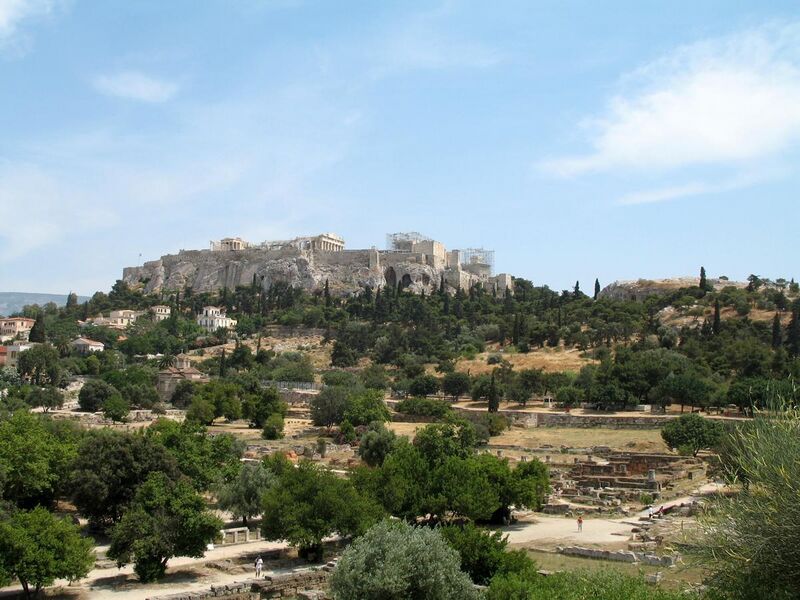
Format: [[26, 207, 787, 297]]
[[255, 556, 263, 578], [577, 516, 583, 532]]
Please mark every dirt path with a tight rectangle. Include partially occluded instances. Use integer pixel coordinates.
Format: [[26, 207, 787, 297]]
[[1, 540, 296, 600], [503, 483, 723, 548]]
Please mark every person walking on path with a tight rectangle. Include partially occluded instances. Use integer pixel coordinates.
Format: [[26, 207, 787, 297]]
[[577, 516, 583, 532], [255, 556, 263, 578]]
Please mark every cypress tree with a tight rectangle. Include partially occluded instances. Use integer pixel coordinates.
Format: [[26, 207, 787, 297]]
[[439, 274, 446, 296], [29, 314, 46, 342], [787, 303, 800, 358], [324, 279, 332, 308], [713, 299, 721, 335], [65, 292, 78, 308], [487, 373, 500, 413], [573, 281, 580, 296], [219, 349, 227, 377], [699, 266, 708, 292], [594, 278, 600, 300], [772, 313, 783, 349]]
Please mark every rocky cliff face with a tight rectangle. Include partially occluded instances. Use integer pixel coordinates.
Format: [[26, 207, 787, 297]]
[[599, 277, 746, 301], [122, 247, 476, 296]]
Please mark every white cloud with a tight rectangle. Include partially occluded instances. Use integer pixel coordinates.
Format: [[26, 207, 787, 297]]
[[542, 22, 800, 177], [0, 0, 59, 53], [92, 71, 179, 103]]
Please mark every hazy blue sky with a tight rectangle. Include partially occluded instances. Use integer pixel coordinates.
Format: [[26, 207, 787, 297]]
[[1, 1, 799, 295]]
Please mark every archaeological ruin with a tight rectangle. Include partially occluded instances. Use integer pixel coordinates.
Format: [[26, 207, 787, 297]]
[[122, 231, 514, 296]]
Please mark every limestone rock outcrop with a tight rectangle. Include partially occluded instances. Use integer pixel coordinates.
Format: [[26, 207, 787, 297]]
[[123, 245, 510, 296]]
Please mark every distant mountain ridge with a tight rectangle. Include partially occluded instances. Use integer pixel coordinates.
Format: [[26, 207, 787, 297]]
[[0, 292, 90, 316]]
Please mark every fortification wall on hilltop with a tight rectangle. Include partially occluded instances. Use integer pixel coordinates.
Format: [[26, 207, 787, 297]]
[[122, 242, 513, 297]]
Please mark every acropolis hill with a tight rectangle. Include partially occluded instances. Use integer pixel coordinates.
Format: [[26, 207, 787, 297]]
[[122, 232, 514, 296]]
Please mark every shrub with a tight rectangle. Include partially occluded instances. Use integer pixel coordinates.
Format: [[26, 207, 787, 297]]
[[484, 413, 510, 436], [330, 520, 479, 600], [262, 414, 284, 440], [487, 570, 685, 600], [395, 397, 452, 418], [358, 422, 397, 467], [322, 370, 358, 387]]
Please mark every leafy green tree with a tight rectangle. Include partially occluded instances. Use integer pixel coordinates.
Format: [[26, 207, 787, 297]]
[[661, 413, 723, 456], [261, 458, 381, 560], [197, 380, 241, 421], [170, 380, 196, 408], [311, 386, 350, 428], [78, 379, 117, 412], [395, 397, 452, 418], [26, 387, 63, 412], [70, 429, 180, 528], [322, 370, 358, 387], [146, 420, 244, 491], [0, 507, 94, 599], [0, 412, 77, 508], [331, 339, 359, 367], [215, 462, 275, 526], [442, 371, 471, 399], [186, 397, 216, 425], [262, 413, 284, 439], [413, 420, 478, 466], [409, 374, 440, 397], [358, 422, 397, 467], [103, 393, 130, 422], [243, 386, 287, 428], [439, 523, 535, 586], [343, 389, 390, 426], [17, 344, 62, 386], [360, 364, 389, 390], [555, 385, 584, 408], [108, 472, 222, 582], [330, 520, 479, 600]]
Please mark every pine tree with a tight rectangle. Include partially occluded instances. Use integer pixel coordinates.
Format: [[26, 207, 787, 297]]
[[573, 281, 580, 296], [713, 299, 721, 335], [772, 313, 783, 349], [594, 278, 600, 300], [699, 266, 708, 293], [29, 314, 46, 342], [65, 292, 78, 308]]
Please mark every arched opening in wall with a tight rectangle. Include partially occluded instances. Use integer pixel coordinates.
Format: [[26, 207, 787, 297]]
[[384, 267, 397, 289], [400, 274, 413, 290], [422, 274, 431, 286]]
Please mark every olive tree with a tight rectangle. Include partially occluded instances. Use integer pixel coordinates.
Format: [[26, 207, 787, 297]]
[[330, 520, 479, 600]]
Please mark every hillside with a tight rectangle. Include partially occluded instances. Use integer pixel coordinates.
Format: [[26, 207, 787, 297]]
[[0, 292, 89, 316]]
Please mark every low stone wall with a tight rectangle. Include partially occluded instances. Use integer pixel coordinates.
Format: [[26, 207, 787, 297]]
[[557, 545, 678, 567], [530, 413, 674, 430], [145, 569, 330, 600]]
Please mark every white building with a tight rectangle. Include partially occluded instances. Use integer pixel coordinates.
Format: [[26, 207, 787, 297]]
[[197, 306, 237, 333], [150, 305, 171, 321], [84, 309, 143, 329], [71, 337, 105, 355], [6, 342, 34, 369]]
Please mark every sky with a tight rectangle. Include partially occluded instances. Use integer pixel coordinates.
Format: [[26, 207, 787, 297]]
[[1, 0, 799, 296]]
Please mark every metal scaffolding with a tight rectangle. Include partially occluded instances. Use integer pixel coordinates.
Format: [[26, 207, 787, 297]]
[[460, 247, 495, 273], [386, 232, 432, 251]]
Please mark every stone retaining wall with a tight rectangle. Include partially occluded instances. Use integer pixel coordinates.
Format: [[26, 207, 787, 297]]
[[557, 545, 677, 567], [530, 413, 674, 430], [145, 569, 330, 600]]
